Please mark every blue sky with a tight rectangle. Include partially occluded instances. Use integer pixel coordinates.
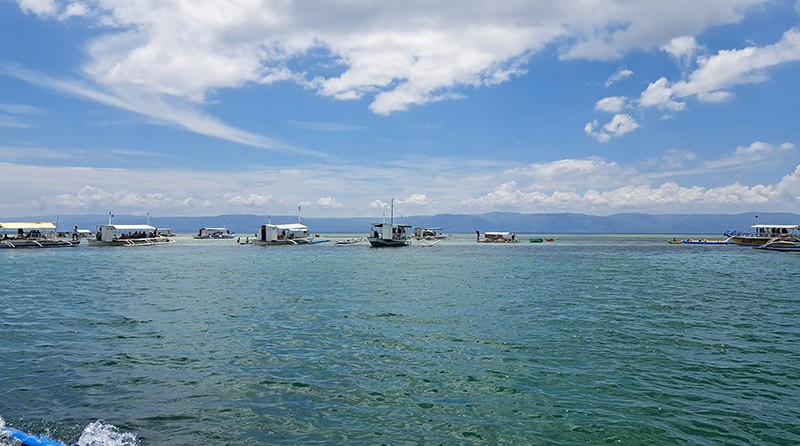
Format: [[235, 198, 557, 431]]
[[1, 0, 799, 218]]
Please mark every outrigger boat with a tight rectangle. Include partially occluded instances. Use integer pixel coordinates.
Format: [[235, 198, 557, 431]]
[[0, 221, 79, 249], [367, 199, 411, 247], [724, 224, 800, 246], [194, 227, 234, 239], [476, 230, 518, 243], [755, 235, 800, 252], [254, 222, 320, 245], [88, 224, 175, 246], [413, 227, 449, 240]]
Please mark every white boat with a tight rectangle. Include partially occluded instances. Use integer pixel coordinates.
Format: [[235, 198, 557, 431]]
[[336, 237, 366, 245], [755, 235, 800, 252], [724, 224, 800, 246], [413, 227, 449, 240], [193, 227, 234, 239], [367, 199, 411, 247], [0, 221, 79, 249], [87, 224, 175, 247], [476, 230, 518, 243], [254, 222, 323, 245]]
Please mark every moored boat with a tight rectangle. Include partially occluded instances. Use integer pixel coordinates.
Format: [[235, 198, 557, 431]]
[[87, 224, 175, 246], [681, 238, 733, 245], [253, 222, 324, 245], [0, 221, 79, 249], [755, 235, 800, 252], [413, 227, 449, 240], [194, 227, 234, 239], [477, 230, 518, 243], [367, 199, 411, 247], [724, 224, 800, 246]]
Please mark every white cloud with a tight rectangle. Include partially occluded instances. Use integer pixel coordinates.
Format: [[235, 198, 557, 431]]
[[369, 200, 389, 209], [14, 0, 771, 116], [317, 197, 343, 208], [672, 27, 800, 102], [60, 2, 89, 20], [604, 68, 633, 87], [398, 194, 429, 205], [585, 113, 639, 142], [638, 77, 685, 111], [594, 96, 627, 113], [17, 0, 57, 17], [661, 36, 700, 70]]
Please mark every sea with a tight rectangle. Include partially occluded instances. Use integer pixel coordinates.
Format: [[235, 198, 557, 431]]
[[1, 234, 798, 445]]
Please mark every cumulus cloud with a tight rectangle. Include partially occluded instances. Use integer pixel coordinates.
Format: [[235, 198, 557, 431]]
[[398, 194, 428, 205], [13, 0, 770, 116], [18, 0, 57, 17], [369, 200, 389, 209], [661, 36, 700, 70], [584, 114, 639, 143], [672, 27, 800, 102], [594, 96, 627, 113], [317, 196, 343, 208], [639, 77, 686, 111]]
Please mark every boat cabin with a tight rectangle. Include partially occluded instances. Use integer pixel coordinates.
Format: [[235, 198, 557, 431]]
[[257, 223, 310, 244], [95, 224, 158, 242], [196, 227, 232, 238]]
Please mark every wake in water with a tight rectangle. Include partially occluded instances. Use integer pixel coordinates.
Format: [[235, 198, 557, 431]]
[[0, 416, 137, 446]]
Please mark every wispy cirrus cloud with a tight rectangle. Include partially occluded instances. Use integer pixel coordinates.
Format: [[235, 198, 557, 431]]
[[0, 63, 326, 157]]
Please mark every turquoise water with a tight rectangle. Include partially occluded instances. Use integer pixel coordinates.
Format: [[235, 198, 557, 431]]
[[1, 234, 799, 445]]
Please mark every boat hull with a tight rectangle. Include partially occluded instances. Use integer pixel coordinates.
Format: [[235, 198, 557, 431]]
[[0, 239, 79, 249], [87, 237, 175, 247], [367, 237, 410, 247]]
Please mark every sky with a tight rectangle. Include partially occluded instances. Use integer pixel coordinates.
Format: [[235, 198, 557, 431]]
[[1, 0, 800, 219]]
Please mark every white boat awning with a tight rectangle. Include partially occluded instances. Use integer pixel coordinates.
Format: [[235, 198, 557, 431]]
[[750, 224, 799, 229], [276, 223, 308, 230], [0, 221, 57, 230], [103, 224, 156, 231]]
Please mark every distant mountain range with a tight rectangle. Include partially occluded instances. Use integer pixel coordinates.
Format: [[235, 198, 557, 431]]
[[9, 212, 799, 235]]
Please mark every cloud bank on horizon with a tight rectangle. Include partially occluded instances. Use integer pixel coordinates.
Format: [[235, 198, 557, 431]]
[[1, 0, 799, 218]]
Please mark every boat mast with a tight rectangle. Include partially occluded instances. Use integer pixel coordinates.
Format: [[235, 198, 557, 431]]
[[390, 198, 394, 224]]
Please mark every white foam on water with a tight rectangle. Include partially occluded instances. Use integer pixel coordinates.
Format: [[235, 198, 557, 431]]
[[76, 421, 138, 446]]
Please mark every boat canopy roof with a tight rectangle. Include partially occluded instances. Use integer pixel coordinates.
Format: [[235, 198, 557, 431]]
[[750, 224, 799, 229], [201, 227, 228, 231], [262, 223, 308, 230], [101, 224, 156, 231], [0, 221, 57, 230], [371, 223, 412, 227], [485, 231, 512, 236]]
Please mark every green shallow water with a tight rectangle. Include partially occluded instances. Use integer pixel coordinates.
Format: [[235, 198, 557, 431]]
[[1, 234, 799, 445]]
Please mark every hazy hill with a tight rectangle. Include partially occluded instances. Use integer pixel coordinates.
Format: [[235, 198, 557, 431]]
[[10, 212, 798, 234]]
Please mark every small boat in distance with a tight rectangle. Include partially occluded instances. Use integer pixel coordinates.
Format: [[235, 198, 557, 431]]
[[413, 227, 449, 240], [0, 221, 79, 249], [194, 227, 234, 239], [336, 237, 366, 245], [367, 199, 411, 247], [681, 239, 732, 245], [724, 224, 800, 246], [476, 231, 518, 243]]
